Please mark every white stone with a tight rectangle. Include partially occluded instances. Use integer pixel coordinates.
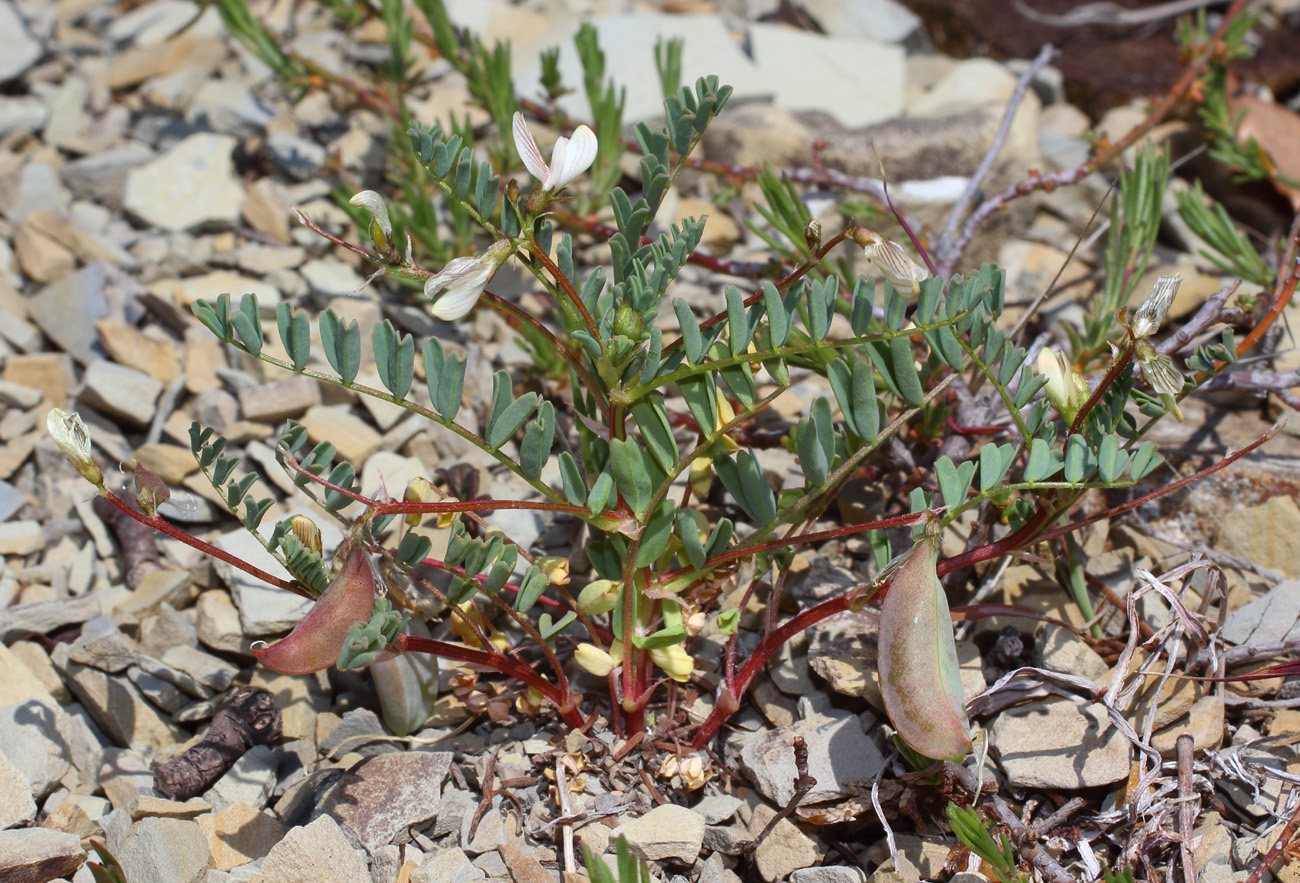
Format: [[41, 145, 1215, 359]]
[[123, 133, 244, 232], [0, 1, 41, 83], [749, 24, 904, 128], [0, 96, 48, 137], [798, 0, 920, 43], [79, 360, 163, 426], [251, 815, 370, 883], [0, 747, 36, 828]]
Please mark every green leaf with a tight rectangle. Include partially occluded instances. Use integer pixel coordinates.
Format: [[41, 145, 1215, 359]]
[[319, 310, 361, 384], [396, 533, 433, 567], [231, 294, 263, 356], [714, 450, 776, 524], [373, 320, 415, 400], [629, 395, 680, 475], [1129, 441, 1160, 479], [635, 500, 677, 566], [935, 457, 975, 510], [538, 611, 577, 641], [1064, 434, 1088, 483], [726, 287, 750, 356], [888, 337, 925, 406], [485, 371, 539, 449], [1097, 435, 1129, 482], [979, 443, 1016, 493], [762, 281, 790, 347], [1024, 437, 1063, 482], [587, 471, 615, 513], [677, 374, 718, 434], [676, 509, 706, 568], [514, 567, 548, 613], [674, 299, 704, 363], [276, 304, 311, 371], [607, 438, 654, 517], [559, 452, 587, 505]]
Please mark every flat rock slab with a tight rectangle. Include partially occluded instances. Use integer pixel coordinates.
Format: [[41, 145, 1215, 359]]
[[617, 804, 705, 864], [122, 133, 243, 232], [740, 709, 885, 806], [0, 828, 84, 882], [990, 699, 1131, 789], [115, 816, 209, 883], [314, 750, 453, 852], [251, 814, 370, 883]]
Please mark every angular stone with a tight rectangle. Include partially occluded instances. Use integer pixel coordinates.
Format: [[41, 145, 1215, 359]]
[[13, 221, 76, 283], [0, 594, 100, 642], [740, 709, 884, 806], [0, 96, 47, 137], [125, 796, 211, 821], [298, 404, 382, 469], [2, 353, 75, 408], [79, 360, 163, 426], [990, 699, 1131, 789], [3, 641, 65, 705], [0, 746, 36, 828], [161, 645, 237, 692], [0, 1, 42, 83], [204, 744, 277, 812], [199, 801, 284, 871], [108, 35, 226, 90], [68, 614, 139, 673], [0, 696, 76, 801], [62, 144, 155, 210], [97, 319, 181, 384], [0, 520, 44, 555], [195, 590, 247, 655], [116, 569, 195, 620], [749, 806, 819, 883], [238, 376, 321, 424], [617, 804, 705, 864], [313, 751, 453, 852], [28, 262, 144, 366], [100, 748, 161, 809], [241, 178, 294, 244], [1216, 496, 1300, 580], [115, 816, 209, 883], [0, 828, 85, 882], [1152, 695, 1225, 758], [251, 814, 370, 883], [123, 133, 243, 233], [1223, 580, 1300, 646], [53, 646, 189, 754], [300, 259, 365, 299]]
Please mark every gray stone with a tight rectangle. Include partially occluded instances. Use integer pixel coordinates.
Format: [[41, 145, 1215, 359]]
[[195, 590, 248, 655], [1036, 623, 1109, 683], [414, 848, 482, 883], [204, 744, 278, 813], [792, 868, 867, 883], [69, 614, 139, 673], [127, 666, 186, 713], [0, 161, 70, 222], [267, 133, 327, 181], [1222, 580, 1300, 646], [300, 259, 365, 298], [0, 379, 42, 409], [617, 804, 705, 864], [0, 521, 43, 555], [213, 518, 341, 636], [79, 360, 163, 426], [28, 261, 144, 366], [251, 814, 370, 883], [116, 816, 209, 883], [321, 710, 399, 761], [133, 654, 212, 700], [693, 794, 742, 825], [0, 96, 47, 137], [140, 603, 199, 657], [740, 709, 884, 806], [0, 697, 74, 799], [0, 828, 85, 882], [99, 748, 160, 810], [750, 806, 819, 883], [161, 645, 237, 692], [0, 1, 41, 83], [62, 144, 156, 209], [123, 133, 244, 232], [0, 746, 37, 828], [990, 699, 1131, 789], [238, 376, 321, 423], [52, 644, 189, 754], [313, 751, 453, 852], [189, 79, 275, 137]]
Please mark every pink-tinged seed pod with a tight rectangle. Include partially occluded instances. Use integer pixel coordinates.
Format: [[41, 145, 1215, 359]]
[[878, 524, 972, 761], [252, 539, 377, 675]]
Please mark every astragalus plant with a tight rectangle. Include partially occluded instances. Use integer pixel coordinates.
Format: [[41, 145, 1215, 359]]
[[49, 0, 1278, 764]]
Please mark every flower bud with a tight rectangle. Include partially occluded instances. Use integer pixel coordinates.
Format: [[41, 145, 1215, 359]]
[[576, 579, 619, 615], [1131, 274, 1180, 340], [854, 228, 929, 299], [574, 643, 616, 677], [536, 556, 570, 586], [47, 408, 104, 489], [403, 477, 434, 528], [1035, 348, 1090, 425], [290, 514, 322, 555], [689, 456, 713, 500], [649, 643, 695, 683], [124, 458, 169, 517], [349, 190, 393, 253]]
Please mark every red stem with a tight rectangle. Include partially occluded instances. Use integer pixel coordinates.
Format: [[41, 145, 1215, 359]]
[[397, 634, 583, 728]]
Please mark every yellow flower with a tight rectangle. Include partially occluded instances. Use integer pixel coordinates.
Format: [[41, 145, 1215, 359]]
[[1035, 349, 1090, 425], [574, 643, 616, 677], [576, 580, 619, 615], [649, 643, 695, 683]]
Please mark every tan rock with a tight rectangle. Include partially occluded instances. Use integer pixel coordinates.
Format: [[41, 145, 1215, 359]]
[[21, 210, 130, 267], [1151, 695, 1224, 758], [132, 443, 198, 484], [0, 430, 41, 480], [1216, 495, 1300, 579], [200, 802, 284, 871], [2, 353, 75, 408], [299, 404, 382, 465], [13, 222, 76, 283], [97, 319, 180, 384], [675, 197, 740, 252], [181, 327, 226, 395], [6, 641, 68, 704], [238, 376, 321, 424], [108, 35, 227, 89], [126, 795, 211, 820], [241, 178, 293, 244]]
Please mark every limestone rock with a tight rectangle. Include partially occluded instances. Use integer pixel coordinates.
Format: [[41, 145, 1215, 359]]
[[990, 699, 1131, 789], [749, 806, 819, 883], [251, 814, 370, 883], [0, 697, 74, 799], [1216, 496, 1300, 579], [115, 816, 209, 883], [0, 1, 42, 83], [313, 750, 452, 852], [740, 709, 884, 806], [0, 747, 36, 828], [123, 133, 244, 232], [0, 828, 85, 882], [617, 804, 705, 864], [199, 802, 285, 871]]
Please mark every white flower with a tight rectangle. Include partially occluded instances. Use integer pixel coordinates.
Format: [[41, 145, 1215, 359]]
[[574, 643, 616, 677], [512, 111, 598, 193], [1131, 274, 1181, 339], [349, 190, 393, 252], [1036, 349, 1090, 425], [46, 408, 103, 488], [424, 240, 514, 321], [857, 229, 929, 299], [1134, 338, 1185, 422]]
